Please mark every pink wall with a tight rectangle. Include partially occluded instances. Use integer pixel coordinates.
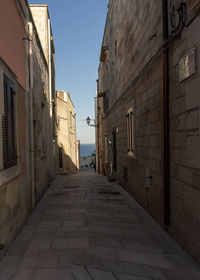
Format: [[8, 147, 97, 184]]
[[0, 0, 26, 89]]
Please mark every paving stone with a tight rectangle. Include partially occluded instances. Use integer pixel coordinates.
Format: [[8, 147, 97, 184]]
[[33, 268, 74, 280], [98, 258, 164, 279], [87, 267, 117, 280], [14, 268, 35, 280], [7, 241, 29, 257], [51, 238, 89, 249], [62, 220, 84, 228], [0, 257, 22, 280], [121, 240, 163, 253], [15, 225, 37, 243], [95, 237, 122, 248], [25, 239, 51, 255], [115, 248, 172, 269], [37, 248, 85, 257], [0, 171, 200, 280], [59, 253, 102, 267], [86, 225, 123, 234], [86, 246, 117, 259], [114, 273, 151, 280], [71, 266, 93, 280], [21, 256, 59, 268], [159, 268, 200, 280], [39, 221, 61, 228]]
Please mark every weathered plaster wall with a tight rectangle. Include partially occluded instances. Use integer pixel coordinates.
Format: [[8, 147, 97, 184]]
[[0, 0, 26, 88], [0, 60, 30, 257]]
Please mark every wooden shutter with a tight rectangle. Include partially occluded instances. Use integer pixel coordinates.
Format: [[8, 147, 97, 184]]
[[3, 80, 9, 168], [2, 75, 17, 169], [130, 111, 134, 153], [127, 113, 130, 152], [10, 87, 17, 164]]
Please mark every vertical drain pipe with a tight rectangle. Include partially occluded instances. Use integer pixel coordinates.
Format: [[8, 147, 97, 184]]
[[96, 79, 100, 174], [28, 22, 35, 209], [48, 19, 54, 180], [162, 0, 170, 226]]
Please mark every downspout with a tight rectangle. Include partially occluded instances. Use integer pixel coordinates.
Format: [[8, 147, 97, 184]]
[[28, 22, 35, 209], [48, 19, 54, 180], [96, 79, 100, 174], [74, 114, 78, 170], [162, 0, 170, 226]]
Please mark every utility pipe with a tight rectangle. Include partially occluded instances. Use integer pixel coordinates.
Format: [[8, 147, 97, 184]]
[[48, 18, 54, 180], [162, 0, 170, 226], [96, 79, 100, 174], [28, 22, 35, 209]]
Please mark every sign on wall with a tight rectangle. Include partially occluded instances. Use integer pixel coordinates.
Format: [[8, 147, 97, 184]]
[[179, 48, 196, 82]]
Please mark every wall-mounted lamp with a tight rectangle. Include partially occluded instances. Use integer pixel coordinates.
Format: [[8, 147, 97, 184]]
[[86, 116, 97, 127]]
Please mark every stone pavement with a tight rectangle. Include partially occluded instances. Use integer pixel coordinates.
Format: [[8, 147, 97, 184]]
[[0, 171, 200, 280]]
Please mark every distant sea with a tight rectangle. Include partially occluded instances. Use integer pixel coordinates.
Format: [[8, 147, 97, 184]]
[[80, 144, 95, 156]]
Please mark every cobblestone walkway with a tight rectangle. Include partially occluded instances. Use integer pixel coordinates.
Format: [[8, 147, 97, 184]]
[[0, 171, 200, 279]]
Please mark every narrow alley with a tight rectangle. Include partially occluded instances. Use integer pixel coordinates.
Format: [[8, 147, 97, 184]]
[[0, 171, 200, 280]]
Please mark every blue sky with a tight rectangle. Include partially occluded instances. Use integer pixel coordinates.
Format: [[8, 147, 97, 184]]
[[29, 0, 108, 144]]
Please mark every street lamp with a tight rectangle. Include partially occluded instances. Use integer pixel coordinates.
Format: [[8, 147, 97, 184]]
[[86, 116, 97, 127]]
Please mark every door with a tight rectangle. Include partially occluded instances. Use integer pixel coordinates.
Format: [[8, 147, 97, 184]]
[[112, 128, 117, 172]]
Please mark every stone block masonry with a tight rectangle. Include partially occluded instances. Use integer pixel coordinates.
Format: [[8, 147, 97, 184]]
[[97, 0, 200, 264]]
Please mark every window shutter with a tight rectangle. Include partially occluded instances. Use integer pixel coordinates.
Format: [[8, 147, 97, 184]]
[[3, 80, 9, 168], [2, 115, 9, 167], [127, 114, 130, 152], [10, 88, 17, 164], [3, 75, 17, 169], [131, 111, 134, 152]]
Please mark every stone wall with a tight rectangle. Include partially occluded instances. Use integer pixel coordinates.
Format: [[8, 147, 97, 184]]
[[30, 5, 49, 64], [168, 0, 200, 262], [56, 91, 78, 173], [0, 0, 55, 258], [31, 20, 51, 202], [98, 0, 200, 263], [0, 61, 30, 258]]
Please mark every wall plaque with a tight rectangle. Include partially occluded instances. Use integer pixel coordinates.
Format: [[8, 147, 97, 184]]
[[179, 48, 196, 82]]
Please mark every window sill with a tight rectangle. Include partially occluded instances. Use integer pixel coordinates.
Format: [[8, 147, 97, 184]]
[[0, 164, 21, 186]]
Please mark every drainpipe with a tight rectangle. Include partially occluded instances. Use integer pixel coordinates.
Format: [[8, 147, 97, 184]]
[[162, 0, 170, 226], [96, 79, 100, 174], [48, 19, 54, 180], [28, 22, 35, 209]]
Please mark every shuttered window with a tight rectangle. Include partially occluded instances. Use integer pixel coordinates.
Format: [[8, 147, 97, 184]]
[[127, 108, 134, 155], [2, 74, 17, 169]]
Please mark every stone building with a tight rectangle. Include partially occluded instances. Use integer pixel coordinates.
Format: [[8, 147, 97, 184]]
[[56, 90, 79, 173], [0, 0, 55, 258], [0, 0, 30, 258], [30, 4, 57, 181], [97, 0, 200, 263]]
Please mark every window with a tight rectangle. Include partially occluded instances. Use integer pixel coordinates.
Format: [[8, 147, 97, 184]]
[[104, 135, 108, 162], [59, 147, 63, 168], [103, 91, 109, 112], [72, 115, 75, 129], [70, 111, 72, 128], [2, 74, 17, 169], [42, 102, 46, 153], [127, 108, 135, 156]]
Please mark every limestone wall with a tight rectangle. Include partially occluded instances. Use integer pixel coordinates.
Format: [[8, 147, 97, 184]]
[[56, 91, 78, 173], [98, 0, 200, 263]]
